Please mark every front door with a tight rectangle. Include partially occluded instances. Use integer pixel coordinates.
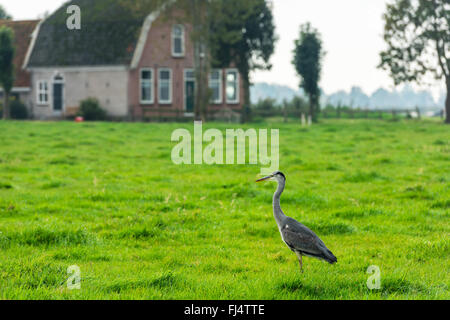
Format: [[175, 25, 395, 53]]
[[185, 81, 195, 114], [53, 77, 64, 113], [184, 69, 195, 114]]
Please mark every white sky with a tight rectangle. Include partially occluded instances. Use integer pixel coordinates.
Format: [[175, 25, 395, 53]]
[[1, 0, 445, 97]]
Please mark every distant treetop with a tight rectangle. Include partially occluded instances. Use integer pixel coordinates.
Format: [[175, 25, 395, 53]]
[[0, 4, 12, 20]]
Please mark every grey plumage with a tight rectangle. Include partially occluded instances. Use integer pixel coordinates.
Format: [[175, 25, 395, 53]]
[[281, 218, 337, 264], [257, 171, 337, 272]]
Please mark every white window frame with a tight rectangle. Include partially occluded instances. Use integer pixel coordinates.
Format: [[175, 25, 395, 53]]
[[171, 24, 185, 58], [37, 80, 49, 105], [158, 68, 172, 104], [209, 69, 223, 104], [226, 69, 240, 104], [140, 68, 154, 104]]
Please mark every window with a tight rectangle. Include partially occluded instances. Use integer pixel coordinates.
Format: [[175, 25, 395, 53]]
[[140, 68, 154, 104], [185, 69, 195, 81], [172, 25, 185, 57], [158, 68, 172, 104], [226, 69, 239, 104], [37, 81, 49, 104], [209, 70, 222, 104]]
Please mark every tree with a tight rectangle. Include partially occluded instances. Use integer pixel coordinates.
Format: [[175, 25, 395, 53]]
[[0, 26, 15, 120], [186, 0, 210, 122], [0, 5, 12, 20], [209, 0, 276, 122], [379, 0, 450, 124], [292, 23, 323, 123]]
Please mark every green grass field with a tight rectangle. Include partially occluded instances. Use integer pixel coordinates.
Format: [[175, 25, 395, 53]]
[[0, 119, 448, 300]]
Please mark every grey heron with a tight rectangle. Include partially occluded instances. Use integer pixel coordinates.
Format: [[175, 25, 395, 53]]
[[256, 171, 337, 272]]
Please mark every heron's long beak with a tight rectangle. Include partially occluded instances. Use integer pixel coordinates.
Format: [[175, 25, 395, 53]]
[[256, 175, 274, 183]]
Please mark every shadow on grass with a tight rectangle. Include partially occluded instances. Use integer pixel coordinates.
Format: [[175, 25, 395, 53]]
[[282, 191, 328, 209], [0, 228, 97, 248], [104, 272, 181, 293], [41, 181, 66, 190], [380, 278, 429, 296], [431, 200, 450, 209], [275, 278, 326, 298], [340, 171, 389, 183], [0, 182, 13, 189], [401, 185, 435, 200], [334, 208, 386, 220], [0, 262, 66, 289], [303, 221, 356, 235]]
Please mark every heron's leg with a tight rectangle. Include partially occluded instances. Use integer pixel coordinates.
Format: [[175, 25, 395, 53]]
[[296, 252, 304, 273]]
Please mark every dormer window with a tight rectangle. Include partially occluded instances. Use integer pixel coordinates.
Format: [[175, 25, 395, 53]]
[[172, 25, 185, 57]]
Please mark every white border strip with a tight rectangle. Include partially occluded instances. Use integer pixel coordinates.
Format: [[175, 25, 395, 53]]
[[28, 65, 129, 72], [23, 19, 45, 70], [0, 87, 31, 93]]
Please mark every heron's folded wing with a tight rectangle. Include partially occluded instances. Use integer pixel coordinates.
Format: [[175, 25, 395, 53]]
[[284, 217, 329, 247], [281, 228, 323, 255]]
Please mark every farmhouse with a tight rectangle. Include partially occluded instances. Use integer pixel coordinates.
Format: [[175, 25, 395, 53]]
[[15, 0, 244, 120]]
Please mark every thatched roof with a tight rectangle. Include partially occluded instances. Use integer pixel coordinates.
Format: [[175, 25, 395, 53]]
[[27, 0, 162, 67]]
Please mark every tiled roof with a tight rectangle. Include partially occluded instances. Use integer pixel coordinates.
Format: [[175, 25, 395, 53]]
[[27, 0, 159, 67], [0, 19, 39, 88]]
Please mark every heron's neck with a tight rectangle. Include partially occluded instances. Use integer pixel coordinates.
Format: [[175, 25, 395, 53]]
[[273, 180, 286, 228]]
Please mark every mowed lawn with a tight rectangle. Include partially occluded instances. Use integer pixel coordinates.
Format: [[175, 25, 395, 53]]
[[0, 119, 448, 300]]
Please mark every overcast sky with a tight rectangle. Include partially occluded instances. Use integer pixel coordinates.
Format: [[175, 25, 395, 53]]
[[1, 0, 445, 97]]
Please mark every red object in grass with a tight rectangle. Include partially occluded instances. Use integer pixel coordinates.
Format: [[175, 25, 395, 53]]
[[75, 117, 84, 123]]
